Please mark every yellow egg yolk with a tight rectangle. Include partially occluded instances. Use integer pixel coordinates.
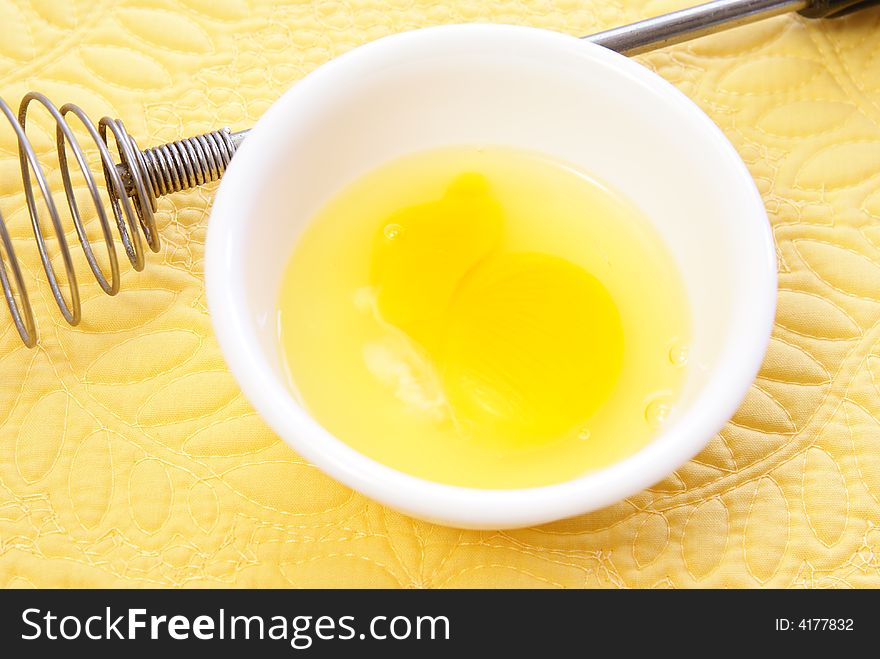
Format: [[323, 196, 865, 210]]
[[369, 173, 624, 444]]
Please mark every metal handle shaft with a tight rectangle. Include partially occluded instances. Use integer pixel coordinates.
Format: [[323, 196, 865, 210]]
[[585, 0, 809, 56]]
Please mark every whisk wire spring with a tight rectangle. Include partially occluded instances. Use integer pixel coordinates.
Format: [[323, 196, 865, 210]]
[[0, 92, 242, 348]]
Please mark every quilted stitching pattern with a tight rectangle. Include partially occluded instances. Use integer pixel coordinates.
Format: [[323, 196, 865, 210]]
[[1, 0, 880, 588]]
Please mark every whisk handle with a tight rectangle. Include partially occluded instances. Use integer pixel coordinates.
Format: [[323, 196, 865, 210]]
[[800, 0, 880, 17], [585, 0, 878, 56], [586, 0, 809, 55]]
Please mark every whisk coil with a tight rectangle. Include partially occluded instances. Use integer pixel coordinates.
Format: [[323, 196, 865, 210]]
[[0, 92, 242, 348]]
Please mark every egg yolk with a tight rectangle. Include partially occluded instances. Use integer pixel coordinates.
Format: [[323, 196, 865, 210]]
[[370, 172, 503, 351], [370, 173, 624, 444]]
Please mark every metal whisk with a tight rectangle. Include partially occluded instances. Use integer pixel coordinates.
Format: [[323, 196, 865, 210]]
[[0, 93, 247, 347], [0, 0, 876, 347]]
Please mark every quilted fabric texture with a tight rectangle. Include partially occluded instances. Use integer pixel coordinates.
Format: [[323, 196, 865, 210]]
[[1, 0, 880, 588]]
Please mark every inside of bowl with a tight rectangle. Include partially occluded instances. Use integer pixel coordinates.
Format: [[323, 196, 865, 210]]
[[218, 27, 773, 449]]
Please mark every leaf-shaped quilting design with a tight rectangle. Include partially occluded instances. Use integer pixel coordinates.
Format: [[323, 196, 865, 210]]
[[15, 391, 68, 484], [116, 8, 214, 53], [730, 385, 797, 434], [775, 290, 860, 339], [221, 461, 352, 515], [68, 430, 113, 530], [632, 514, 668, 568], [80, 45, 171, 89], [691, 435, 736, 472], [864, 187, 880, 220], [861, 224, 880, 251], [182, 414, 278, 457], [719, 56, 819, 94], [0, 346, 37, 419], [74, 288, 177, 335], [30, 0, 78, 28], [15, 391, 95, 484], [757, 101, 853, 138], [868, 354, 880, 400], [0, 1, 34, 60], [794, 239, 880, 301], [803, 447, 848, 547], [137, 371, 240, 426], [718, 424, 788, 469], [85, 330, 200, 384], [161, 544, 196, 570], [743, 477, 789, 583], [179, 0, 250, 20], [187, 480, 219, 534], [758, 337, 830, 385], [752, 377, 826, 434], [647, 470, 686, 494], [843, 401, 880, 506], [796, 142, 880, 190], [128, 459, 173, 534], [682, 498, 728, 580]]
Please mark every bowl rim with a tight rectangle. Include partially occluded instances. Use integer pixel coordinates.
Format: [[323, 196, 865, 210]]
[[205, 23, 777, 529]]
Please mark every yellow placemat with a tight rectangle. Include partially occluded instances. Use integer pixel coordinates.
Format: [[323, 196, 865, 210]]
[[1, 0, 880, 588]]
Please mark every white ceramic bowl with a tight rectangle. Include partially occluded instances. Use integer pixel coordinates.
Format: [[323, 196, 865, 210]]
[[205, 24, 776, 529]]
